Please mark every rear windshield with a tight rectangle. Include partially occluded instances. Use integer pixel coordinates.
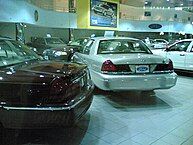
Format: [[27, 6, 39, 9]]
[[97, 39, 152, 54], [45, 38, 64, 44]]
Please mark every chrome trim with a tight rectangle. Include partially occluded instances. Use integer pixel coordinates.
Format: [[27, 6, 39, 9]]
[[102, 70, 174, 75]]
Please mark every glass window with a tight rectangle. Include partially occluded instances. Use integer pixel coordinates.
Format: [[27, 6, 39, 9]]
[[169, 41, 191, 51], [45, 38, 64, 44], [0, 40, 39, 67], [69, 38, 90, 47], [98, 39, 151, 54]]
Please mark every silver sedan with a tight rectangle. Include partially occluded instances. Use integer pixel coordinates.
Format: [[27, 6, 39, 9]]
[[72, 37, 177, 91]]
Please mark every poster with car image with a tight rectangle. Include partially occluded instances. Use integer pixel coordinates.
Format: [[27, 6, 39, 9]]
[[90, 0, 117, 27]]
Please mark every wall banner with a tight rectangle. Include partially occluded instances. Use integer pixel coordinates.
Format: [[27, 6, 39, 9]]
[[90, 0, 117, 28]]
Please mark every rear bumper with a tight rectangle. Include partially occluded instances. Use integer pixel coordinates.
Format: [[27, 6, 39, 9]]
[[0, 82, 94, 129], [91, 70, 177, 91]]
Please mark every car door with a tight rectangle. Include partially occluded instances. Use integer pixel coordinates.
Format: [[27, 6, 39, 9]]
[[184, 41, 193, 71], [166, 41, 191, 69]]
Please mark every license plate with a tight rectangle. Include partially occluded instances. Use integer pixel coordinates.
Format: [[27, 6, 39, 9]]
[[136, 65, 149, 73]]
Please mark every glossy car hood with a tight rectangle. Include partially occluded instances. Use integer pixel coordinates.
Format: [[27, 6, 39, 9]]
[[0, 60, 87, 106], [1, 61, 86, 84], [98, 53, 167, 64]]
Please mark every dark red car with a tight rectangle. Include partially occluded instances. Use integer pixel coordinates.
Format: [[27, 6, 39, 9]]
[[0, 38, 94, 129]]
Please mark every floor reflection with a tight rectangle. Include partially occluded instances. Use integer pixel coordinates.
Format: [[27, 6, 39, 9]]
[[1, 114, 91, 145], [94, 88, 172, 110]]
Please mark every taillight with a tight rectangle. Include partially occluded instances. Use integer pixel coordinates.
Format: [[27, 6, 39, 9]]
[[101, 60, 117, 72], [167, 59, 174, 70], [154, 59, 173, 71]]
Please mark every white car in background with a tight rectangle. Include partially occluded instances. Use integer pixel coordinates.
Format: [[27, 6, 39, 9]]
[[151, 39, 169, 49], [152, 39, 193, 71], [72, 37, 177, 91]]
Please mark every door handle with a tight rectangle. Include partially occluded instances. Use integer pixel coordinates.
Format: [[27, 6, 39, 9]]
[[180, 54, 185, 56]]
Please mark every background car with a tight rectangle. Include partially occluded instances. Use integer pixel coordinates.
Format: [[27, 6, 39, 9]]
[[0, 38, 94, 130], [26, 37, 76, 61], [151, 39, 169, 49], [72, 37, 177, 91], [142, 38, 154, 48], [152, 39, 193, 71]]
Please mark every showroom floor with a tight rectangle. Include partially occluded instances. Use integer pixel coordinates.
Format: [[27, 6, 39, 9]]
[[5, 74, 193, 145]]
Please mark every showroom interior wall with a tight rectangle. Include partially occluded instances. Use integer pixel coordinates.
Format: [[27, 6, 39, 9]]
[[0, 0, 76, 28], [1, 0, 193, 41], [120, 4, 193, 22], [0, 0, 75, 42], [0, 23, 16, 39]]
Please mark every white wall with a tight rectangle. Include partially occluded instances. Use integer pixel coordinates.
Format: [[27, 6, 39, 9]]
[[119, 19, 193, 34], [120, 4, 193, 22], [0, 0, 77, 28], [1, 0, 193, 35]]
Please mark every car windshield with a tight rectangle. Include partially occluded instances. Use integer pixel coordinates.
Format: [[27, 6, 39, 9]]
[[45, 38, 64, 44], [0, 40, 40, 67], [98, 39, 152, 54], [68, 38, 90, 47], [101, 4, 109, 9]]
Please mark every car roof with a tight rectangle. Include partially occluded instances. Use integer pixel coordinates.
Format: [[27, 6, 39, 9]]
[[178, 39, 193, 41], [173, 39, 193, 43], [91, 37, 140, 41]]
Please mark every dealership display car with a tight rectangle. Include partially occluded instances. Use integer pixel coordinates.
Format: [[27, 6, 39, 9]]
[[92, 3, 115, 18], [26, 37, 77, 61], [152, 39, 193, 72], [151, 39, 169, 49], [0, 38, 94, 129], [72, 37, 177, 91]]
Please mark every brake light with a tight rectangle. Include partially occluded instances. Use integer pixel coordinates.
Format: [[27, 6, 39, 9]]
[[154, 59, 173, 71], [167, 59, 173, 70], [101, 60, 117, 72]]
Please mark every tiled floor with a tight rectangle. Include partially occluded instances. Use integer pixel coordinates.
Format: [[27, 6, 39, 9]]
[[3, 75, 193, 145]]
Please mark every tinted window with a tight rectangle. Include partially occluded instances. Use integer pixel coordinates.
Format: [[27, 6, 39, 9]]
[[0, 40, 39, 67], [69, 38, 90, 47], [45, 38, 64, 44], [98, 39, 151, 54]]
